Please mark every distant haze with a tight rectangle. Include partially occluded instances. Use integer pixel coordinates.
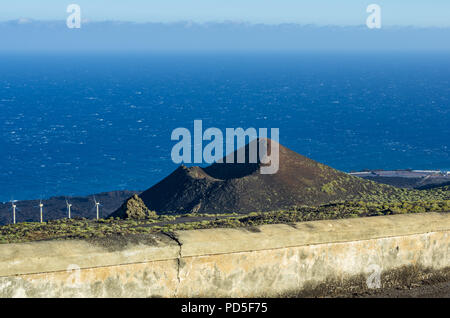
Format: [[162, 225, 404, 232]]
[[1, 1, 449, 27], [1, 21, 450, 52]]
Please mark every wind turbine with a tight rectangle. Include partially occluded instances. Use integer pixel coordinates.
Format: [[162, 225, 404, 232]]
[[38, 200, 44, 223], [66, 199, 72, 219], [9, 200, 19, 224], [93, 196, 102, 220]]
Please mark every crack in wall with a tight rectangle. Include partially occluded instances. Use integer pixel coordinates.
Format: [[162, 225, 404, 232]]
[[163, 231, 182, 284]]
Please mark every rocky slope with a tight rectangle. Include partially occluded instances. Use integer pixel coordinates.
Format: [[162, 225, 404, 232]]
[[111, 139, 400, 216]]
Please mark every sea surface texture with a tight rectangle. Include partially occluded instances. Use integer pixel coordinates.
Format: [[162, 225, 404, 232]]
[[0, 52, 449, 201]]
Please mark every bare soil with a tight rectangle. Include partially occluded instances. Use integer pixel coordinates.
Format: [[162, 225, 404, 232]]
[[352, 281, 450, 298]]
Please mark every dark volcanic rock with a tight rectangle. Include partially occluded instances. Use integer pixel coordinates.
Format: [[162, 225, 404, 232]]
[[416, 181, 450, 190], [111, 138, 398, 217], [109, 194, 157, 219], [361, 176, 450, 189]]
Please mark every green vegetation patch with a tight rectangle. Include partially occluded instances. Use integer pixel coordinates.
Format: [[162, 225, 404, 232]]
[[0, 198, 449, 244]]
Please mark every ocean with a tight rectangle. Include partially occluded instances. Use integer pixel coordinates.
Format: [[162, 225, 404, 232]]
[[0, 52, 449, 202]]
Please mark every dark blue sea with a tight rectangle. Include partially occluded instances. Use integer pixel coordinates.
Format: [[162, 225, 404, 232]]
[[0, 52, 449, 202]]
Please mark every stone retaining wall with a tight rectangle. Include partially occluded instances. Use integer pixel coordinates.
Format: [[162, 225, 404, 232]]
[[0, 213, 448, 297]]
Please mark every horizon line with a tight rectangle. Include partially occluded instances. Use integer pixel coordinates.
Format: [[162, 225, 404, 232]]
[[2, 18, 450, 29]]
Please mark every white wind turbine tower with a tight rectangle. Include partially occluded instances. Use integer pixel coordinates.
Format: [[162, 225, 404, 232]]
[[39, 200, 44, 223], [10, 200, 19, 224], [66, 199, 72, 219], [93, 196, 102, 220]]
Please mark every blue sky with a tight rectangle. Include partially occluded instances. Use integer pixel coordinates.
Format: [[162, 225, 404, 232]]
[[0, 0, 449, 26]]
